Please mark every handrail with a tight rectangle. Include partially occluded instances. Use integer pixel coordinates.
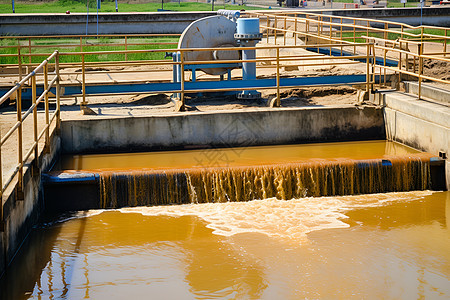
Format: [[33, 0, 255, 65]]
[[0, 50, 60, 231]]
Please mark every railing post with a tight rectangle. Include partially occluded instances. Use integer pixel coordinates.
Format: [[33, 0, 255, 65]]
[[305, 18, 309, 45], [18, 40, 23, 82], [44, 63, 50, 150], [125, 36, 128, 61], [274, 16, 278, 45], [16, 84, 24, 201], [178, 50, 185, 112], [398, 41, 402, 89], [32, 72, 38, 170], [444, 29, 448, 57], [276, 47, 280, 107], [366, 43, 370, 94], [28, 37, 32, 64], [366, 20, 369, 39], [56, 51, 61, 131], [81, 53, 87, 107], [353, 19, 356, 55], [266, 16, 269, 43], [418, 43, 423, 100], [283, 16, 287, 45], [294, 14, 297, 46]]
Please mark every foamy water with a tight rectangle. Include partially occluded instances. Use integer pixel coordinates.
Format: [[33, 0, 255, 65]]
[[117, 191, 435, 242]]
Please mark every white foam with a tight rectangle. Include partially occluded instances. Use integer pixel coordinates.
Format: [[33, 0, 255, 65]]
[[118, 191, 434, 243]]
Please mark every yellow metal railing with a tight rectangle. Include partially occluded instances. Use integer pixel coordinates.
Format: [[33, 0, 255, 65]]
[[245, 11, 450, 97], [0, 33, 180, 81], [45, 42, 374, 110], [0, 51, 60, 231]]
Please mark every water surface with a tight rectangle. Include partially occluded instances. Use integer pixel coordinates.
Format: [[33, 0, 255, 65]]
[[60, 140, 419, 171], [1, 191, 449, 299]]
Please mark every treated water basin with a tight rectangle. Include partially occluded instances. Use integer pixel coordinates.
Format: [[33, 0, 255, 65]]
[[59, 140, 420, 172], [1, 191, 449, 299]]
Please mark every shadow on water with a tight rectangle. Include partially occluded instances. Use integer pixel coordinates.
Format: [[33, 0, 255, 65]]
[[0, 224, 61, 300], [0, 211, 266, 299], [0, 212, 88, 300]]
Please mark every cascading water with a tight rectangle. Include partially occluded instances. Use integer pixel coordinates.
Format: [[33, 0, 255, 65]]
[[99, 153, 432, 209]]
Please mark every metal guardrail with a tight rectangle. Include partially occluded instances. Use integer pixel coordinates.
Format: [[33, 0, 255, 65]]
[[246, 11, 450, 96], [0, 33, 180, 81], [0, 51, 60, 231], [38, 42, 372, 109]]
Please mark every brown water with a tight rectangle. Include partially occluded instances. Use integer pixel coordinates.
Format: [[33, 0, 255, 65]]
[[60, 140, 419, 172], [58, 140, 433, 207], [1, 191, 449, 299]]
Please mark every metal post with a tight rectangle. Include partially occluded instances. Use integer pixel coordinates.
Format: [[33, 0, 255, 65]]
[[56, 51, 61, 131], [398, 41, 402, 89], [305, 19, 309, 45], [444, 29, 448, 57], [125, 36, 128, 61], [383, 44, 387, 86], [418, 43, 423, 100], [276, 47, 280, 107], [366, 44, 370, 93], [81, 54, 87, 107], [353, 19, 356, 55], [366, 20, 369, 39], [275, 16, 277, 44], [266, 16, 270, 43], [16, 86, 24, 200], [179, 51, 185, 111], [283, 17, 287, 45], [44, 64, 50, 149], [329, 17, 332, 56], [28, 37, 32, 64], [32, 74, 38, 168], [294, 14, 297, 46], [18, 41, 22, 82]]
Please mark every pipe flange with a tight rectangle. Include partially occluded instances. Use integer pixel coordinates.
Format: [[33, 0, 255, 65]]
[[236, 91, 261, 100], [234, 33, 263, 40]]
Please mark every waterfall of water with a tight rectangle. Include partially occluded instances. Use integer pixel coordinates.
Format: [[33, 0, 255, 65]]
[[99, 154, 432, 209]]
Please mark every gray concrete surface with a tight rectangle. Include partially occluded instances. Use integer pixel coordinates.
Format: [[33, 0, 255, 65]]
[[404, 81, 450, 105], [382, 90, 450, 189], [0, 11, 215, 36], [1, 7, 449, 36], [0, 132, 60, 278], [60, 105, 385, 154]]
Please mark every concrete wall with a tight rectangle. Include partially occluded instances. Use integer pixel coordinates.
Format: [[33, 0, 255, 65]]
[[382, 91, 450, 189], [0, 11, 215, 36], [0, 134, 60, 278], [1, 7, 449, 36], [61, 106, 385, 154]]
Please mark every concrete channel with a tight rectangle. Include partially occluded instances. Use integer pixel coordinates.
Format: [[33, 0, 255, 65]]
[[1, 90, 449, 277], [0, 10, 449, 281]]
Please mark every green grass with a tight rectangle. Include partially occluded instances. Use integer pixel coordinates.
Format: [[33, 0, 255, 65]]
[[0, 0, 264, 14], [0, 36, 179, 64]]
